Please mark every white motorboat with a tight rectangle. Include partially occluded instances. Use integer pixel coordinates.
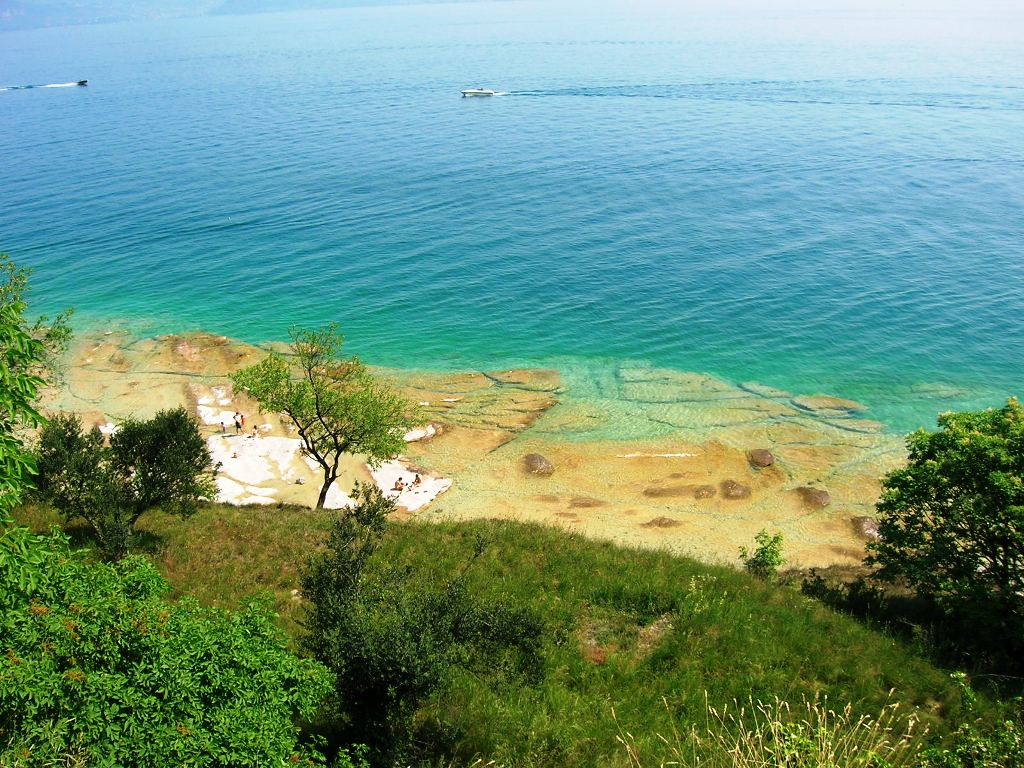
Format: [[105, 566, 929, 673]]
[[461, 88, 498, 97]]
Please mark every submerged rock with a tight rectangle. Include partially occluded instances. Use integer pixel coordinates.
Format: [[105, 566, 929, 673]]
[[692, 484, 717, 499], [569, 496, 605, 508], [720, 480, 751, 500], [642, 516, 680, 528], [791, 395, 866, 416], [739, 381, 792, 399], [522, 453, 555, 477], [747, 449, 775, 468], [850, 516, 880, 540], [643, 485, 691, 498], [795, 486, 831, 509]]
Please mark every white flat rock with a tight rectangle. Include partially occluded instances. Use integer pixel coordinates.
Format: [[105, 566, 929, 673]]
[[404, 424, 437, 442], [206, 433, 452, 512], [371, 459, 452, 512], [207, 434, 304, 486], [198, 406, 237, 426]]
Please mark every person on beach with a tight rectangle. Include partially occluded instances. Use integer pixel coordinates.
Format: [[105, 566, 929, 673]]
[[392, 478, 405, 492], [251, 426, 259, 439], [220, 421, 226, 433], [233, 413, 242, 434], [413, 474, 422, 487]]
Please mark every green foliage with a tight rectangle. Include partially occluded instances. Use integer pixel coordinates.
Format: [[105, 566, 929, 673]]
[[230, 325, 417, 509], [0, 263, 59, 601], [921, 675, 1024, 768], [300, 485, 545, 765], [739, 529, 785, 579], [924, 717, 1024, 768], [0, 299, 44, 517], [0, 528, 331, 767], [35, 408, 217, 560], [0, 253, 73, 374], [868, 399, 1024, 660]]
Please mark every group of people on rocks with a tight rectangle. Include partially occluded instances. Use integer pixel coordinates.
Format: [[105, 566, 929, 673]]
[[392, 474, 422, 493], [220, 411, 259, 439], [214, 406, 430, 501]]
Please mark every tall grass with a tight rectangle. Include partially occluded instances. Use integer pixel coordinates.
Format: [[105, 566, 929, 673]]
[[617, 694, 924, 767]]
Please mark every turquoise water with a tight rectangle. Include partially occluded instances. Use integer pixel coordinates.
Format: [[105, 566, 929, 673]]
[[2, 1, 1023, 432]]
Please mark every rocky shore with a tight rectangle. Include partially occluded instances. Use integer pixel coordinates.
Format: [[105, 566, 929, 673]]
[[41, 330, 905, 568]]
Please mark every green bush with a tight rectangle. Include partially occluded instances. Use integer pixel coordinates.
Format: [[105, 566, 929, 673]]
[[868, 399, 1024, 666], [35, 409, 216, 560], [739, 529, 785, 579], [924, 716, 1024, 768], [0, 528, 331, 767], [921, 675, 1024, 768], [301, 484, 545, 766]]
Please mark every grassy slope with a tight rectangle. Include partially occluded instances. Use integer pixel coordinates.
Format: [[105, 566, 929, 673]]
[[15, 503, 968, 767]]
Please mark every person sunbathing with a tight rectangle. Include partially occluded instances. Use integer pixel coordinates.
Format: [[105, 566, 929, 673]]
[[392, 478, 405, 492], [412, 474, 422, 486]]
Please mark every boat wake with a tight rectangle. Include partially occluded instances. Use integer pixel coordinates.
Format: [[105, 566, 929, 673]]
[[1, 81, 86, 92], [487, 82, 1024, 112]]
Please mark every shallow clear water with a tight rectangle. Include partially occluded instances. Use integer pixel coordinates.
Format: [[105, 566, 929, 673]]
[[2, 0, 1023, 432]]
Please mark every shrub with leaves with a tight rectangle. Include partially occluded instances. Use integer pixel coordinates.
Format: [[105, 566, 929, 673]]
[[35, 409, 217, 560], [1, 274, 58, 603], [868, 399, 1024, 664], [740, 529, 785, 580], [921, 674, 1024, 768], [301, 484, 545, 765], [0, 529, 331, 767]]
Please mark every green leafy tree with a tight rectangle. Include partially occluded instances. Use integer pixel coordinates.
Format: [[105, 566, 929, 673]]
[[301, 484, 545, 765], [868, 399, 1024, 652], [1, 253, 72, 373], [1, 282, 55, 601], [231, 325, 417, 509], [35, 409, 217, 560], [0, 305, 43, 517], [1, 255, 71, 519]]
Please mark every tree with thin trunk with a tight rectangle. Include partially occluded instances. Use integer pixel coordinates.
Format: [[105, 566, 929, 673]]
[[230, 325, 417, 509]]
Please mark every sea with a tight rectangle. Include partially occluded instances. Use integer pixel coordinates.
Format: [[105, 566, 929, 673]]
[[2, 0, 1022, 433]]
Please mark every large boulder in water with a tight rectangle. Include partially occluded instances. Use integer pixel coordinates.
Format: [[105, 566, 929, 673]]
[[747, 449, 775, 469], [522, 453, 555, 477], [794, 486, 831, 509], [850, 516, 880, 540]]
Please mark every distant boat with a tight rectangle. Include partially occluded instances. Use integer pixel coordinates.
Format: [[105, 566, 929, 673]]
[[461, 87, 498, 97], [77, 80, 88, 86]]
